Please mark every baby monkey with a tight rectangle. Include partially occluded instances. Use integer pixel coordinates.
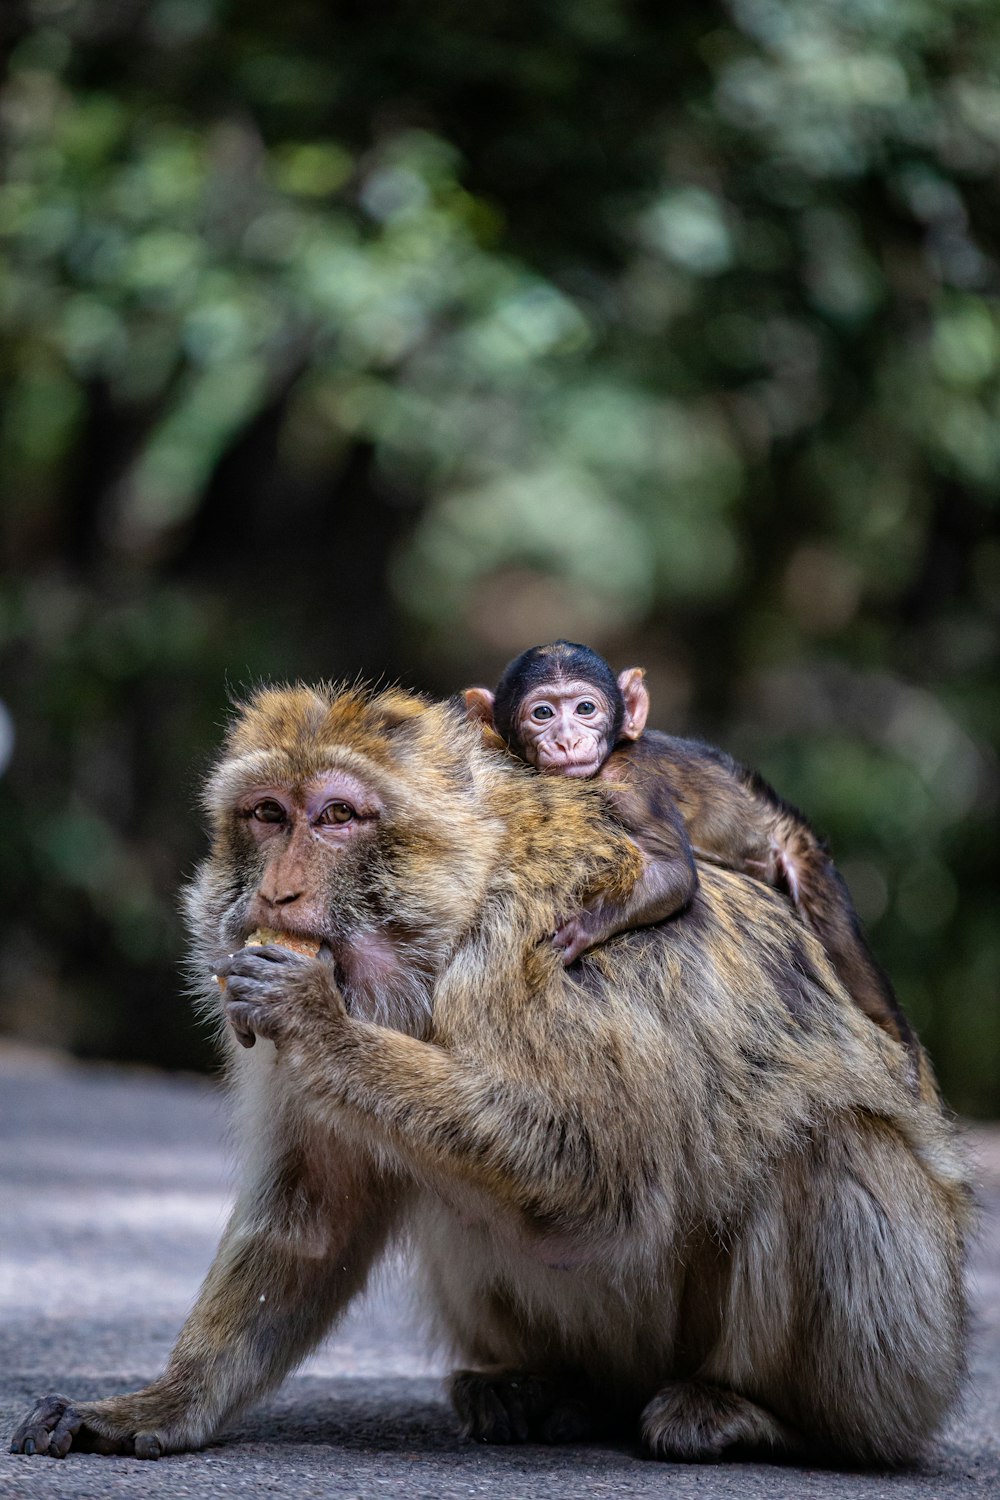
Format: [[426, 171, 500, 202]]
[[466, 640, 927, 1092]]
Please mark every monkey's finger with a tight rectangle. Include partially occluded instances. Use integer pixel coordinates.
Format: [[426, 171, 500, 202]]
[[222, 972, 281, 1004], [47, 1406, 84, 1457], [227, 1013, 257, 1048], [225, 1000, 282, 1045], [554, 929, 592, 965], [10, 1393, 77, 1455], [247, 943, 306, 966], [225, 1000, 261, 1042], [217, 945, 308, 979]]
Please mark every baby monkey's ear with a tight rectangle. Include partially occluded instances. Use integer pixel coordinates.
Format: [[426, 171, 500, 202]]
[[463, 687, 507, 751], [617, 668, 649, 740], [464, 687, 496, 727]]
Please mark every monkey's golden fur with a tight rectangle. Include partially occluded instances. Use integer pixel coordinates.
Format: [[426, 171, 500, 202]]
[[11, 684, 972, 1465]]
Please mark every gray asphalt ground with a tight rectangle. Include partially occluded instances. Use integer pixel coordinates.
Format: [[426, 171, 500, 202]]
[[1, 1042, 998, 1500]]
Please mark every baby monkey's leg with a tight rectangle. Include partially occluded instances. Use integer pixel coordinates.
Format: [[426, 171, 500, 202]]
[[769, 814, 929, 1093]]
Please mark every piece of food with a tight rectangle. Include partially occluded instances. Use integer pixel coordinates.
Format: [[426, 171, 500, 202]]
[[215, 928, 321, 990], [243, 927, 321, 958]]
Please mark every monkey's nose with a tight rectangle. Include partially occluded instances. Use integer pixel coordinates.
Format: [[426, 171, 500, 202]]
[[260, 886, 305, 909]]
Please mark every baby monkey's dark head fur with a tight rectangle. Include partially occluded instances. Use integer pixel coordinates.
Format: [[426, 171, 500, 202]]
[[466, 640, 648, 778], [495, 642, 624, 750]]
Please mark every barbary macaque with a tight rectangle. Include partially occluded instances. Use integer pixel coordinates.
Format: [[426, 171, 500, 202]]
[[465, 640, 931, 1096], [11, 683, 969, 1465]]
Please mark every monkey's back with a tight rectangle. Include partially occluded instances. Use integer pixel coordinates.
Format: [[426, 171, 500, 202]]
[[606, 728, 934, 1096], [414, 857, 970, 1451], [605, 729, 788, 869]]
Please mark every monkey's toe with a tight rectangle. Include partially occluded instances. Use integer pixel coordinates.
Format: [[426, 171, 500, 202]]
[[8, 1395, 141, 1458], [640, 1380, 792, 1462], [449, 1369, 593, 1446], [10, 1394, 80, 1457], [450, 1369, 529, 1442]]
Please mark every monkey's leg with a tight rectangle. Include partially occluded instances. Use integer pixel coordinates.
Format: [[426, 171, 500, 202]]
[[770, 818, 927, 1084], [686, 1118, 968, 1466], [449, 1368, 596, 1445], [11, 1135, 400, 1459], [640, 1380, 797, 1461], [782, 1120, 967, 1464]]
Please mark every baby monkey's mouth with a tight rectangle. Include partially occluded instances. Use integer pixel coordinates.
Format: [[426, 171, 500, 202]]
[[537, 756, 602, 778]]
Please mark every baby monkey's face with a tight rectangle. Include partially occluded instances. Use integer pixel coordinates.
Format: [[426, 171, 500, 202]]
[[514, 678, 615, 778]]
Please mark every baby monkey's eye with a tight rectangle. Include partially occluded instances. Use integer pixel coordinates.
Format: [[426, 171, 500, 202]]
[[317, 801, 355, 825], [251, 800, 285, 823], [531, 705, 554, 721], [576, 700, 597, 716]]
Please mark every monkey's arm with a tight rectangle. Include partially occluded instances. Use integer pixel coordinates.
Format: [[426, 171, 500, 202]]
[[217, 947, 653, 1240], [553, 771, 697, 965], [10, 1118, 401, 1458]]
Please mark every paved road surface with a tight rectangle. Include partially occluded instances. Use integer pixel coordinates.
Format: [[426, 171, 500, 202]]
[[1, 1043, 998, 1500]]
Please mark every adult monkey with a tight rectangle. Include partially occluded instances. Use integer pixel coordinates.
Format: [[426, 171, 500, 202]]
[[466, 640, 933, 1099], [11, 684, 970, 1463]]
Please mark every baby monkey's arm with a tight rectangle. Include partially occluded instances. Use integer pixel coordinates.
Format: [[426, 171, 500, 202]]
[[552, 766, 697, 965]]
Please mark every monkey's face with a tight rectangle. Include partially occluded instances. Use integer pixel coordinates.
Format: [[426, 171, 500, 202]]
[[194, 685, 493, 1002], [514, 678, 615, 778], [241, 769, 381, 936], [210, 764, 388, 968]]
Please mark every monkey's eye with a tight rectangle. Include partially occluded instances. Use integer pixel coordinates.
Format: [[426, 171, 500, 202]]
[[251, 799, 285, 823], [530, 705, 554, 721], [317, 801, 355, 825], [576, 700, 597, 716]]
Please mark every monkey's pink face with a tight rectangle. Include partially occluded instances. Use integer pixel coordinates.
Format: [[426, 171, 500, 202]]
[[514, 679, 615, 778], [235, 770, 382, 943]]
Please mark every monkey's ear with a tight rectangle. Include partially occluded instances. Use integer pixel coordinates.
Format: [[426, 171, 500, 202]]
[[464, 688, 496, 728], [617, 668, 649, 740]]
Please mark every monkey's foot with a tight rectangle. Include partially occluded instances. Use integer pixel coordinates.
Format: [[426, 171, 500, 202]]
[[552, 911, 609, 965], [10, 1393, 166, 1460], [640, 1380, 793, 1462], [449, 1368, 593, 1445]]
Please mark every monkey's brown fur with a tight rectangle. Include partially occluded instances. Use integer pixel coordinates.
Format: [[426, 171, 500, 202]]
[[11, 685, 971, 1465], [602, 729, 937, 1101]]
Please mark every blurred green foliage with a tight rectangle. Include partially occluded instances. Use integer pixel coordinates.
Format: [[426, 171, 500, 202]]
[[0, 0, 997, 1108]]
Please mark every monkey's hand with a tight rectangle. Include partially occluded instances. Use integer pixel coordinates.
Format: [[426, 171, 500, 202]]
[[11, 1394, 91, 1459], [10, 1391, 171, 1459], [215, 944, 344, 1048]]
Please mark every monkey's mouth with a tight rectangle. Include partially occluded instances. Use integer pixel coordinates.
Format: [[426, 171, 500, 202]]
[[537, 757, 602, 778]]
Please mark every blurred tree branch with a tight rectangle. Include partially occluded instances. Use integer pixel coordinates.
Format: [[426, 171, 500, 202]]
[[1, 0, 997, 1108]]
